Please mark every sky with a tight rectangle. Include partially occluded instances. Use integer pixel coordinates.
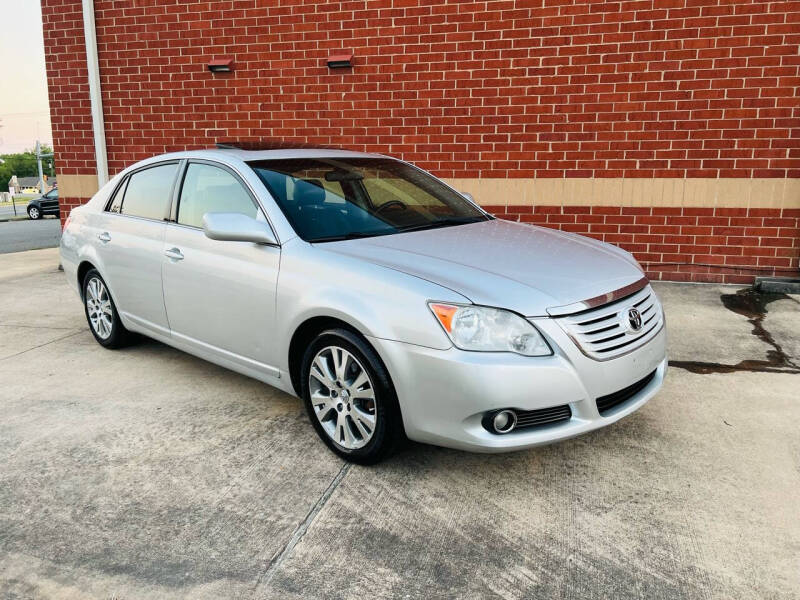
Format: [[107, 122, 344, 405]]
[[0, 0, 53, 154]]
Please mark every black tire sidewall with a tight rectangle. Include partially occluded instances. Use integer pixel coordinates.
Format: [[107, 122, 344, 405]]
[[82, 269, 129, 349], [28, 206, 41, 219], [300, 328, 402, 464]]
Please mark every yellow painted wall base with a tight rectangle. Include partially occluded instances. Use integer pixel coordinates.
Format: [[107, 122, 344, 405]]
[[58, 174, 102, 200], [444, 178, 800, 210]]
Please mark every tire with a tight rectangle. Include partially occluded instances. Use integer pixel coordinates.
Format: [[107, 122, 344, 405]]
[[27, 205, 41, 220], [301, 328, 404, 464], [82, 269, 133, 349]]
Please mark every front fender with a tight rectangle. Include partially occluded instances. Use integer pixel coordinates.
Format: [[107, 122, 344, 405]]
[[274, 239, 468, 373]]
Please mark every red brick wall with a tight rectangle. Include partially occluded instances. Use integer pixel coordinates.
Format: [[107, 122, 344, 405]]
[[41, 0, 800, 282], [487, 204, 800, 284], [41, 0, 97, 219]]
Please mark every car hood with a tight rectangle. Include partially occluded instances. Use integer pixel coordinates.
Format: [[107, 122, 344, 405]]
[[320, 219, 645, 316]]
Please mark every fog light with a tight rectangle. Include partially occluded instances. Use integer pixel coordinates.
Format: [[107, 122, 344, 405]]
[[492, 410, 517, 434]]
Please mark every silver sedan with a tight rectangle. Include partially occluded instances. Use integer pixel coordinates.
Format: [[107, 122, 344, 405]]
[[60, 146, 666, 463]]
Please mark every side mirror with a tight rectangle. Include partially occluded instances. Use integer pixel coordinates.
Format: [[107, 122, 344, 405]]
[[461, 192, 475, 203], [202, 213, 278, 245]]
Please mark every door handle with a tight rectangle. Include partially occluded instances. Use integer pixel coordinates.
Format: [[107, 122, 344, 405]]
[[97, 232, 111, 243], [164, 247, 184, 261]]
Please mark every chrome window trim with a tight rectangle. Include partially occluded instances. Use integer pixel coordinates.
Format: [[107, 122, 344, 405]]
[[545, 276, 649, 317], [99, 211, 171, 226], [102, 159, 182, 221]]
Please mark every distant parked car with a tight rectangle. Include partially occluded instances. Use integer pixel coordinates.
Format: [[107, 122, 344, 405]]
[[28, 188, 59, 220]]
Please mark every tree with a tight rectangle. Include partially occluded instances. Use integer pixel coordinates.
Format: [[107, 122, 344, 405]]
[[0, 146, 56, 192]]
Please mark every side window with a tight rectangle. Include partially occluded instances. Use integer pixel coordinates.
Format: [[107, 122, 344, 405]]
[[120, 163, 178, 220], [107, 178, 128, 214], [177, 163, 259, 228]]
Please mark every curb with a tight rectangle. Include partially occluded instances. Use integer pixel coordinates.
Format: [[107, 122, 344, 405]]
[[754, 277, 800, 294]]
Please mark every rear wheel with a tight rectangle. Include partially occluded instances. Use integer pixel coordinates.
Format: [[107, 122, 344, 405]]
[[27, 205, 41, 220], [301, 328, 403, 464], [82, 269, 132, 349]]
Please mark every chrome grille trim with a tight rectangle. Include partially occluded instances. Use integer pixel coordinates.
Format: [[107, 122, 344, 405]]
[[546, 276, 649, 317], [551, 284, 664, 361]]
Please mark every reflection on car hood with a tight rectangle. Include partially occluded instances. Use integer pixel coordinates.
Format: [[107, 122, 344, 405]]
[[321, 219, 645, 316]]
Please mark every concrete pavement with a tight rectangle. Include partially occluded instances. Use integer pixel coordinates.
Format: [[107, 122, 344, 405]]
[[0, 219, 61, 254], [1, 248, 799, 599]]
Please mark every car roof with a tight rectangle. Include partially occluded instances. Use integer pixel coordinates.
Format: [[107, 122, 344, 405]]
[[133, 147, 390, 168], [208, 147, 387, 161]]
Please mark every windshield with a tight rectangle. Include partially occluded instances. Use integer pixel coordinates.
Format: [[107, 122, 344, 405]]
[[247, 157, 489, 242]]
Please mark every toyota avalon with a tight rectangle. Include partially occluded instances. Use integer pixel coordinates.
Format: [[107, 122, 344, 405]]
[[60, 144, 666, 463]]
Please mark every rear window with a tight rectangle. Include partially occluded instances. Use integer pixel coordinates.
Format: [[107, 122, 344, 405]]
[[117, 163, 178, 220]]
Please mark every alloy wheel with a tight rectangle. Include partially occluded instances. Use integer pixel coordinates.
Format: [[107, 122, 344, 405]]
[[86, 277, 114, 339], [29, 207, 40, 219], [308, 346, 377, 450]]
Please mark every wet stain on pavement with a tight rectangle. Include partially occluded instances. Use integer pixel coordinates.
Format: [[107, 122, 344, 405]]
[[670, 288, 799, 375]]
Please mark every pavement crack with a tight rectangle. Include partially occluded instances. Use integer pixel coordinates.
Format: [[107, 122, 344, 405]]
[[0, 330, 84, 361], [255, 462, 351, 591], [0, 323, 79, 331]]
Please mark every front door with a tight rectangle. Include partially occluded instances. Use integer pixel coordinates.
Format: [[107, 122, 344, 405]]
[[161, 161, 281, 376]]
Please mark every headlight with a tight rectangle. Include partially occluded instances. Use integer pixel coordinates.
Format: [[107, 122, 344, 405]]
[[429, 303, 552, 356]]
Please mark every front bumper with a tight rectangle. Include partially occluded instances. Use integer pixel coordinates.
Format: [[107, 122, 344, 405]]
[[368, 318, 666, 453]]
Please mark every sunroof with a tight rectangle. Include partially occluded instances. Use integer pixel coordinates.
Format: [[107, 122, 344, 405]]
[[215, 140, 349, 151]]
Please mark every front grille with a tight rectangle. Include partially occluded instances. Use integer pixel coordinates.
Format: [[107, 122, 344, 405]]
[[554, 284, 663, 360], [596, 370, 656, 414], [515, 404, 572, 430]]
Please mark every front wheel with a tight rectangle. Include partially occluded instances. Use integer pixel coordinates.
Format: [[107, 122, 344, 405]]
[[27, 205, 41, 220], [301, 329, 404, 464], [82, 269, 133, 349]]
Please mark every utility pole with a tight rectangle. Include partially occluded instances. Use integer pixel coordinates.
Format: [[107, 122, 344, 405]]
[[35, 140, 53, 193]]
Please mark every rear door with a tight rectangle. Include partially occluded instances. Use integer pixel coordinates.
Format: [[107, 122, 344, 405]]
[[96, 161, 179, 336], [161, 160, 281, 375]]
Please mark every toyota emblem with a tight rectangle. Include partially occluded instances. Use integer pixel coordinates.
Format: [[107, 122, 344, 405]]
[[627, 307, 643, 331]]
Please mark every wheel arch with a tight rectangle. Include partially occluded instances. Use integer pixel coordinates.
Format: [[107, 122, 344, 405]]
[[77, 260, 97, 300], [287, 316, 397, 401], [288, 316, 360, 396]]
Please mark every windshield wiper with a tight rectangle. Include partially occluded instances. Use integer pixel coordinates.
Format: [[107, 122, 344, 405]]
[[310, 231, 393, 243], [397, 216, 486, 234]]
